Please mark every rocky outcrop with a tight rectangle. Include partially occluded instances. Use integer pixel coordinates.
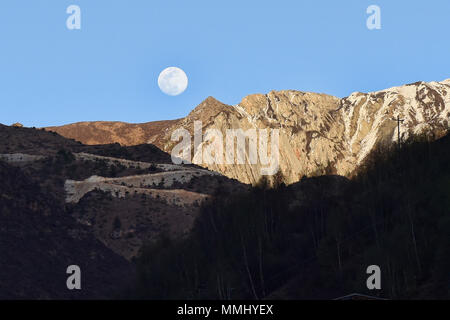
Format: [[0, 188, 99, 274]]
[[65, 170, 216, 204], [46, 79, 450, 185]]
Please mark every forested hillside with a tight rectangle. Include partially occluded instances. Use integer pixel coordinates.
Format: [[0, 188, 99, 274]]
[[133, 132, 450, 300]]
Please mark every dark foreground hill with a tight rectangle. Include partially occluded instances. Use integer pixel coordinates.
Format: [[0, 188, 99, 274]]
[[133, 133, 450, 300], [0, 161, 134, 299], [0, 124, 245, 298]]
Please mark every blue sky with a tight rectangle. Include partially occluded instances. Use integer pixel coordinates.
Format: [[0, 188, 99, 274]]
[[0, 0, 449, 127]]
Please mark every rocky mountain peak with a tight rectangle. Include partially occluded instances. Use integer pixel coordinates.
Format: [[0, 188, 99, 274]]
[[45, 79, 450, 185], [188, 96, 230, 118]]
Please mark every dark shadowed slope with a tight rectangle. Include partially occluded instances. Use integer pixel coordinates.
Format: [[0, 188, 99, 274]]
[[0, 124, 245, 299], [0, 161, 134, 299], [133, 133, 450, 300]]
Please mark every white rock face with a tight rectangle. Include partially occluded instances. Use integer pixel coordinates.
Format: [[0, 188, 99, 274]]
[[340, 80, 450, 165], [156, 79, 450, 184]]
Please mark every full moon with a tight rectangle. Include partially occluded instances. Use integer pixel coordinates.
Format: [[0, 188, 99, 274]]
[[158, 67, 188, 96]]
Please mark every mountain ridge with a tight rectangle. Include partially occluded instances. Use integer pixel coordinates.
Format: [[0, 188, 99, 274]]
[[44, 78, 450, 184]]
